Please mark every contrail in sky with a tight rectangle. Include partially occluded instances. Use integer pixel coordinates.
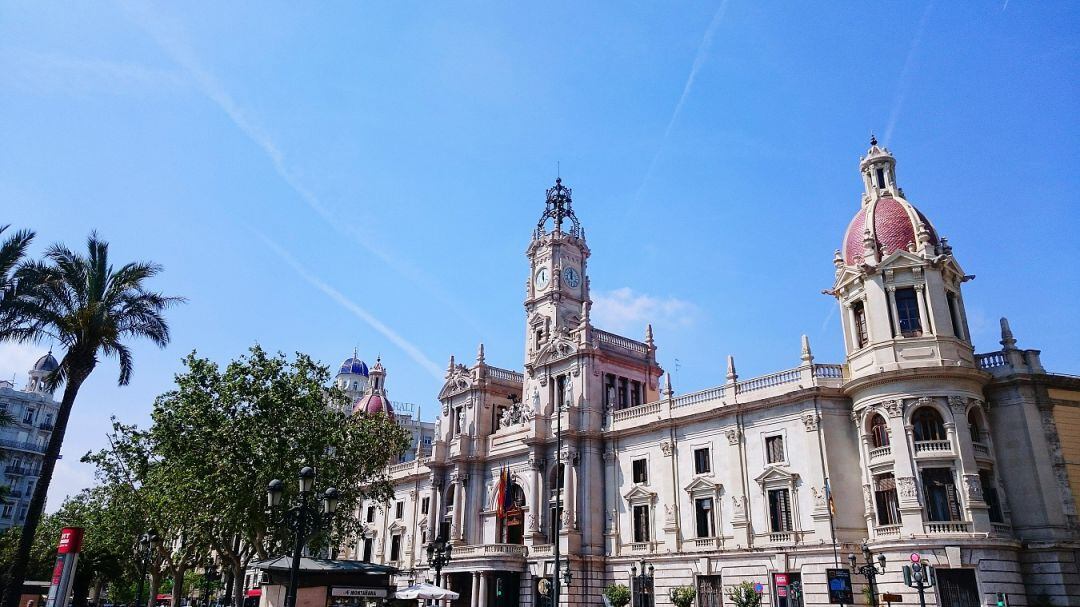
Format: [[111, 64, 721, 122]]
[[885, 2, 934, 144], [255, 231, 446, 381], [117, 1, 485, 336], [632, 0, 730, 206]]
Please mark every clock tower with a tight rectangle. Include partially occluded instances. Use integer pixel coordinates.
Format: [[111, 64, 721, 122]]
[[525, 177, 591, 369]]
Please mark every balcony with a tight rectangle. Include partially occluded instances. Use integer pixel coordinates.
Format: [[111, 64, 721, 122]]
[[924, 521, 972, 535], [990, 523, 1012, 536], [762, 531, 802, 544], [690, 537, 720, 550], [0, 438, 46, 454], [4, 464, 33, 476], [873, 524, 901, 538], [869, 445, 892, 460], [626, 542, 654, 553], [38, 422, 54, 431], [913, 440, 951, 455], [973, 442, 991, 458], [446, 543, 528, 567]]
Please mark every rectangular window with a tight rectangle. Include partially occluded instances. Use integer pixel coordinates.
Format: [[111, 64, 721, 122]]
[[693, 448, 711, 475], [922, 468, 963, 522], [876, 168, 886, 189], [632, 458, 648, 484], [895, 287, 923, 337], [618, 378, 628, 409], [395, 501, 404, 519], [766, 435, 785, 464], [366, 505, 375, 523], [947, 292, 964, 340], [389, 534, 401, 562], [874, 473, 902, 526], [631, 381, 642, 407], [853, 301, 869, 348], [768, 489, 793, 532], [421, 497, 430, 515], [632, 505, 650, 542], [981, 471, 1004, 524], [23, 409, 34, 424], [604, 375, 616, 409], [695, 497, 714, 538], [362, 538, 373, 562]]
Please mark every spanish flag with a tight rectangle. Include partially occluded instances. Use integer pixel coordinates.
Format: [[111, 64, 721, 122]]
[[496, 466, 508, 519]]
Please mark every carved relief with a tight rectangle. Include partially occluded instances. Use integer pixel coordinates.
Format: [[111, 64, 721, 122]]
[[862, 484, 873, 515], [897, 476, 919, 502], [725, 428, 741, 445], [948, 396, 967, 415], [811, 486, 828, 512], [660, 441, 673, 457], [731, 495, 747, 522], [884, 399, 904, 418], [963, 474, 983, 502], [802, 413, 821, 432]]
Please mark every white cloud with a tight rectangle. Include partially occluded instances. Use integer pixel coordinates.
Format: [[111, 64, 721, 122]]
[[0, 342, 48, 385], [591, 287, 698, 335]]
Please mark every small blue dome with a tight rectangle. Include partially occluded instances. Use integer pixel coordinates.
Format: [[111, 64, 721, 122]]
[[339, 357, 369, 377], [33, 352, 59, 373]]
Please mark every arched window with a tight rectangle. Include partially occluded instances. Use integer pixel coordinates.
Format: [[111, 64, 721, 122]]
[[912, 407, 946, 442], [870, 414, 890, 448], [967, 410, 982, 444], [501, 483, 528, 545]]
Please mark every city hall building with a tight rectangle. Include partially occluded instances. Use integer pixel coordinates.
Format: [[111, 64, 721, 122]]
[[341, 140, 1080, 606]]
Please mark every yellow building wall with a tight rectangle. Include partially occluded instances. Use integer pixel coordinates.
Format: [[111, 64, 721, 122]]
[[1050, 387, 1080, 511]]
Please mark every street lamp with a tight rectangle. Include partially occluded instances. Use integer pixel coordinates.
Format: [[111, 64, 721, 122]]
[[630, 561, 655, 607], [134, 530, 160, 607], [425, 534, 453, 606], [266, 467, 340, 607], [202, 562, 220, 607], [849, 543, 887, 607]]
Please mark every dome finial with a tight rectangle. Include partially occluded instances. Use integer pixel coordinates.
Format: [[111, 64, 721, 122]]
[[870, 132, 878, 147]]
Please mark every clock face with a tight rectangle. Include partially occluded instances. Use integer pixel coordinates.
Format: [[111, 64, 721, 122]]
[[563, 267, 580, 288], [534, 267, 550, 290]]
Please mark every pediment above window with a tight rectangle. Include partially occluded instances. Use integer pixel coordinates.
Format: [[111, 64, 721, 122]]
[[684, 477, 722, 495], [754, 465, 799, 488], [623, 485, 657, 503], [387, 521, 407, 533]]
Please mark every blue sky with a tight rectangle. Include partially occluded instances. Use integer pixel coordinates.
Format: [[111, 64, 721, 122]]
[[1, 1, 1077, 509]]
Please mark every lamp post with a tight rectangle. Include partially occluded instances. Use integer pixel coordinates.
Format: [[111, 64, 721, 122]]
[[425, 535, 453, 606], [849, 543, 887, 607], [266, 467, 340, 607], [552, 390, 569, 607], [134, 530, 159, 607], [630, 560, 655, 607], [202, 563, 219, 607]]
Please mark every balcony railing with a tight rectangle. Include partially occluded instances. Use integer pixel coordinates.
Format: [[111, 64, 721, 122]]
[[692, 537, 719, 549], [451, 543, 528, 559], [531, 544, 552, 556], [975, 351, 1008, 369], [611, 402, 661, 422], [768, 531, 796, 544], [0, 438, 46, 453], [914, 440, 951, 454], [4, 465, 34, 476], [874, 524, 901, 538], [973, 442, 990, 457], [38, 422, 54, 431], [486, 366, 524, 384], [991, 523, 1012, 535], [735, 368, 801, 394], [869, 445, 892, 460], [626, 542, 653, 552], [924, 521, 972, 534]]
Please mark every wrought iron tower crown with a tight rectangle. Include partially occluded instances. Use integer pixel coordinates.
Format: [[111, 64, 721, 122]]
[[535, 177, 582, 238]]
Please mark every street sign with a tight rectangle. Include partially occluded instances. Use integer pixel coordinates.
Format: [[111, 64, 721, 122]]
[[909, 553, 921, 563], [882, 593, 903, 602], [754, 583, 764, 593], [778, 588, 788, 597], [330, 587, 387, 598], [46, 528, 84, 607], [826, 569, 854, 604], [774, 574, 789, 586]]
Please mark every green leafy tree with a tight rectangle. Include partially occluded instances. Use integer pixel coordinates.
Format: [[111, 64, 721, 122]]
[[89, 346, 409, 607], [0, 224, 35, 340], [603, 583, 631, 607], [670, 585, 697, 607], [1, 232, 183, 607], [726, 581, 762, 607]]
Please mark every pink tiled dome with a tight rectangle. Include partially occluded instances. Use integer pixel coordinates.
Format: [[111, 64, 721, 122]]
[[353, 394, 393, 417], [842, 197, 938, 265]]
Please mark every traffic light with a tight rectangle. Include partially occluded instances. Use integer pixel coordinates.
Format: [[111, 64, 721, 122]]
[[996, 593, 1009, 607], [496, 578, 504, 598]]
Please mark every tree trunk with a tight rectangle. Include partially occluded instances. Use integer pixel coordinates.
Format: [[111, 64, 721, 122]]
[[230, 562, 245, 607], [2, 372, 88, 607], [149, 571, 162, 607], [91, 580, 104, 607], [70, 569, 92, 607], [170, 567, 186, 607]]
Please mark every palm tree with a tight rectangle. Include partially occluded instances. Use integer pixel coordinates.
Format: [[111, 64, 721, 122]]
[[0, 224, 36, 340], [1, 232, 184, 607]]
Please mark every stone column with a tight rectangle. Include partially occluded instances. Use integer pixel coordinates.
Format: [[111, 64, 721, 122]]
[[914, 284, 932, 335], [883, 399, 924, 535], [471, 572, 480, 607], [563, 449, 577, 530], [478, 573, 488, 607], [886, 286, 901, 336], [529, 456, 542, 535], [452, 474, 467, 543], [948, 397, 990, 531], [429, 475, 442, 541]]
